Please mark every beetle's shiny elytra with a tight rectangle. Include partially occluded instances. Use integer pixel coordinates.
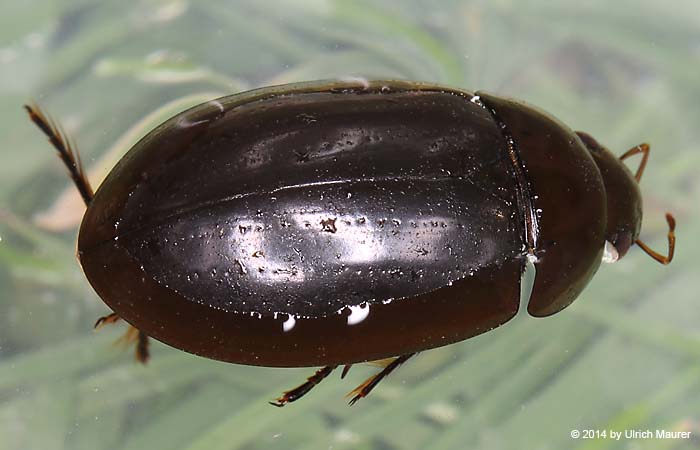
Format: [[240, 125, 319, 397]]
[[26, 79, 675, 406]]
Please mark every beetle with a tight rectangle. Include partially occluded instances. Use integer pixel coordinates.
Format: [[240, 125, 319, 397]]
[[25, 79, 675, 406]]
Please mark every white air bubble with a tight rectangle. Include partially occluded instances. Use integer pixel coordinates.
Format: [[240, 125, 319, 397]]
[[602, 240, 619, 263], [346, 304, 370, 325], [282, 315, 296, 332]]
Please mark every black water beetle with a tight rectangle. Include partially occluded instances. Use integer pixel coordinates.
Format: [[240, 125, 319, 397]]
[[25, 79, 675, 406]]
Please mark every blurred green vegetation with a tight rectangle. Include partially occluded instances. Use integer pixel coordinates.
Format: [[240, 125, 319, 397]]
[[1, 1, 699, 449]]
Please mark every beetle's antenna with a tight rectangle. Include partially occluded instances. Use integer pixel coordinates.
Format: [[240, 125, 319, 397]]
[[619, 143, 676, 265], [635, 213, 675, 265], [24, 103, 94, 206]]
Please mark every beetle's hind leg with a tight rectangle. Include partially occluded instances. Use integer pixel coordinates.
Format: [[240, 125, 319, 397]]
[[94, 313, 150, 364], [25, 103, 152, 364], [270, 355, 415, 407], [24, 103, 94, 206], [270, 366, 337, 407], [347, 353, 416, 406]]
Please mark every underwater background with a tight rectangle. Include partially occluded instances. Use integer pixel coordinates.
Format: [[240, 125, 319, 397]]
[[1, 1, 699, 449]]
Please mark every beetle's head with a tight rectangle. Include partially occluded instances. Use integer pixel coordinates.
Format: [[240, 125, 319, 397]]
[[576, 131, 641, 260], [576, 131, 675, 264]]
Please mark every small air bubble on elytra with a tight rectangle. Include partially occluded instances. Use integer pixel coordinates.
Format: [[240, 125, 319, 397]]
[[346, 303, 370, 325], [282, 315, 296, 332]]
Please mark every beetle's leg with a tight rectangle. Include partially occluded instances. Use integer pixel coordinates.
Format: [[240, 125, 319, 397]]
[[26, 103, 153, 362], [346, 353, 416, 406], [635, 213, 676, 265], [270, 366, 337, 407], [94, 314, 152, 363], [341, 358, 391, 380], [24, 103, 94, 206], [340, 364, 353, 379], [135, 330, 150, 363], [96, 315, 150, 363], [94, 312, 120, 329], [115, 326, 151, 364], [619, 142, 650, 182]]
